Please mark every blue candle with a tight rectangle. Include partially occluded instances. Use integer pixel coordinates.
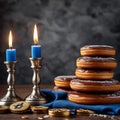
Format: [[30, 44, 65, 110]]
[[6, 30, 16, 62], [31, 24, 41, 58], [31, 45, 41, 58], [6, 49, 16, 61]]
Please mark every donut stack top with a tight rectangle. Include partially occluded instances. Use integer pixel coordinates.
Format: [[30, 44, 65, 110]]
[[75, 45, 117, 80], [80, 45, 116, 57]]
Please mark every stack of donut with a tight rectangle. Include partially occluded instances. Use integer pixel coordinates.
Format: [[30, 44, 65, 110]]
[[68, 45, 120, 104]]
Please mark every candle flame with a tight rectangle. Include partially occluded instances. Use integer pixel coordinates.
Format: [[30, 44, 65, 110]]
[[9, 30, 13, 49], [33, 24, 39, 44]]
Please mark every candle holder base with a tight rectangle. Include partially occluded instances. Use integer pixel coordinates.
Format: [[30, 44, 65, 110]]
[[25, 92, 47, 106], [0, 93, 22, 106]]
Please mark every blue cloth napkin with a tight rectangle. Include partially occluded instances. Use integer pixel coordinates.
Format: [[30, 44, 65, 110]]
[[41, 90, 120, 115]]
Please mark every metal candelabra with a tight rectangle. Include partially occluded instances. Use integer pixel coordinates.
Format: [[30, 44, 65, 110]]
[[0, 61, 22, 106], [25, 58, 47, 106]]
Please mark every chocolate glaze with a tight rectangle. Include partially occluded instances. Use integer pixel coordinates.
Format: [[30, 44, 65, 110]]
[[71, 79, 119, 85], [77, 57, 116, 62], [54, 75, 76, 81], [68, 91, 120, 97], [76, 68, 113, 73], [81, 45, 115, 50]]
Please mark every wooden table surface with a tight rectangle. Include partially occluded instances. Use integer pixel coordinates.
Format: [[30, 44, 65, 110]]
[[0, 85, 120, 120]]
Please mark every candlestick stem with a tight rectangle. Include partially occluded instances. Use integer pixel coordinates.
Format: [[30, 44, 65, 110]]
[[0, 61, 22, 106], [25, 58, 47, 106]]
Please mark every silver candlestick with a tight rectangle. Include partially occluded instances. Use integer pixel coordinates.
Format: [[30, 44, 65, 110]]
[[0, 61, 22, 106], [25, 58, 47, 106]]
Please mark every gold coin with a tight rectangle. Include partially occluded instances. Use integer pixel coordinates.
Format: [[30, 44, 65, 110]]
[[0, 106, 9, 113], [10, 101, 30, 113], [31, 106, 49, 114], [48, 108, 70, 117], [76, 108, 95, 115]]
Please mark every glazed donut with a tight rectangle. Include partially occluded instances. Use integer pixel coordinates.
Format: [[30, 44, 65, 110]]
[[75, 68, 114, 80], [80, 45, 115, 57], [76, 57, 117, 69], [54, 75, 76, 89], [68, 91, 120, 104], [70, 79, 120, 93]]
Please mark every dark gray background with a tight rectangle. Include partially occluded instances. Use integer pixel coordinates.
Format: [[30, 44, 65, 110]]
[[0, 0, 120, 85]]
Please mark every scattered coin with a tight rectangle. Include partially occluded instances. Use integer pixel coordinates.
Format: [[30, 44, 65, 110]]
[[48, 108, 70, 117], [31, 106, 48, 114], [76, 108, 95, 115], [10, 101, 30, 113], [0, 106, 9, 113]]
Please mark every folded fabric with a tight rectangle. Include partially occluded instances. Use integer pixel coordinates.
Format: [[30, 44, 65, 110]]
[[41, 90, 120, 115]]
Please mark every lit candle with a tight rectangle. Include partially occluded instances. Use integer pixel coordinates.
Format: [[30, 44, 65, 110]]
[[31, 24, 41, 58], [6, 30, 16, 62]]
